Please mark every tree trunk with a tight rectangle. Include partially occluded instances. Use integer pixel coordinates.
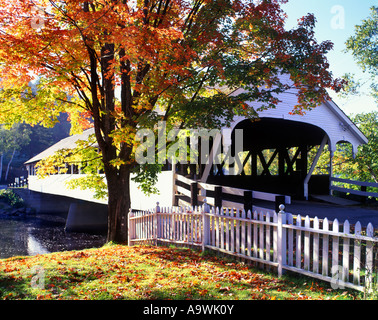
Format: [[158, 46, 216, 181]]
[[105, 167, 131, 244], [5, 148, 15, 182]]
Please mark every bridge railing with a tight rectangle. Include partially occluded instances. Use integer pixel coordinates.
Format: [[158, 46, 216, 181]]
[[330, 177, 378, 200], [8, 177, 28, 188], [174, 173, 291, 215]]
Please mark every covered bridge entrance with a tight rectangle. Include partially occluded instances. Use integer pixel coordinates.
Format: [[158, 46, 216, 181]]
[[205, 117, 329, 198], [192, 94, 368, 201]]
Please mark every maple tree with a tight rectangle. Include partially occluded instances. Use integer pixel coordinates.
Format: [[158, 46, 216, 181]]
[[0, 0, 344, 242]]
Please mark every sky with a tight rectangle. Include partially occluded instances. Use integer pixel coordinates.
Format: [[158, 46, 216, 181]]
[[281, 0, 377, 116]]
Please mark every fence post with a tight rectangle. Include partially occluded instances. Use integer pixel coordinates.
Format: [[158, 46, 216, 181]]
[[361, 185, 367, 203], [275, 195, 286, 213], [191, 182, 198, 207], [214, 186, 222, 209], [202, 200, 210, 253], [243, 191, 253, 212], [277, 204, 287, 277]]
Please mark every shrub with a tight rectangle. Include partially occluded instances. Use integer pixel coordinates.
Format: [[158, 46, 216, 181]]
[[0, 189, 25, 208]]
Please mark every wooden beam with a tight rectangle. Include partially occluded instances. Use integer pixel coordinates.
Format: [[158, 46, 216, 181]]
[[240, 150, 252, 176], [278, 148, 285, 176], [304, 135, 328, 200], [284, 147, 301, 175], [200, 133, 222, 182], [257, 150, 270, 176], [251, 150, 257, 177], [261, 149, 279, 176]]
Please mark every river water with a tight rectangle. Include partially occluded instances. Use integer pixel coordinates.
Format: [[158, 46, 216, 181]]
[[0, 212, 106, 259]]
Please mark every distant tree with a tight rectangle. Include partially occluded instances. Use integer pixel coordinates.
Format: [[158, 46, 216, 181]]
[[332, 112, 378, 184], [344, 6, 378, 101], [335, 7, 378, 187], [0, 124, 31, 182]]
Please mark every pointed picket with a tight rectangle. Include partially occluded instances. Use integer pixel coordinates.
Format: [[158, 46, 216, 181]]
[[287, 213, 294, 266], [235, 209, 240, 253], [332, 219, 339, 272], [184, 209, 188, 242], [173, 209, 177, 241], [353, 221, 362, 286], [211, 208, 215, 246], [225, 208, 230, 251], [304, 215, 311, 271], [296, 214, 302, 269], [266, 212, 271, 263], [342, 220, 350, 283], [247, 210, 252, 257], [215, 207, 220, 248], [259, 211, 265, 261], [365, 223, 374, 290], [220, 208, 225, 250], [273, 211, 278, 262], [230, 209, 235, 253], [241, 210, 246, 256], [312, 217, 320, 274], [253, 210, 258, 258], [193, 210, 198, 244], [322, 218, 329, 276]]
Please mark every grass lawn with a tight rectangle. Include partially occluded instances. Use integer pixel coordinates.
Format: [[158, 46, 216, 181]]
[[0, 244, 365, 300]]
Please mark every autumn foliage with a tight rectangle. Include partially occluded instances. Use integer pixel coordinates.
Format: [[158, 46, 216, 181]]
[[0, 0, 344, 242]]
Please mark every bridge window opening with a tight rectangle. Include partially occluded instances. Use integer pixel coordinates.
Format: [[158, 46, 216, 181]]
[[72, 164, 79, 174], [260, 149, 279, 176], [308, 144, 332, 175], [241, 151, 252, 175], [332, 141, 353, 176]]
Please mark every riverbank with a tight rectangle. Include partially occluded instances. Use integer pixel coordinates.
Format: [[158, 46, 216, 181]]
[[0, 244, 364, 300], [0, 195, 106, 259], [0, 189, 33, 217]]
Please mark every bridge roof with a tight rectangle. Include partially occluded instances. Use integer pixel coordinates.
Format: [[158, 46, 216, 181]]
[[25, 74, 367, 165], [25, 128, 95, 165], [228, 75, 368, 155]]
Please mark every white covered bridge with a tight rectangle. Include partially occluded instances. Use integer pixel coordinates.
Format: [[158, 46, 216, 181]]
[[23, 86, 367, 212]]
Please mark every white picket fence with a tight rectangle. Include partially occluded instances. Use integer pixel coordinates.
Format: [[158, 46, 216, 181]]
[[128, 204, 378, 292]]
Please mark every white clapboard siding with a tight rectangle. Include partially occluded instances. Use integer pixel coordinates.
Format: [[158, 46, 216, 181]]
[[128, 205, 377, 292]]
